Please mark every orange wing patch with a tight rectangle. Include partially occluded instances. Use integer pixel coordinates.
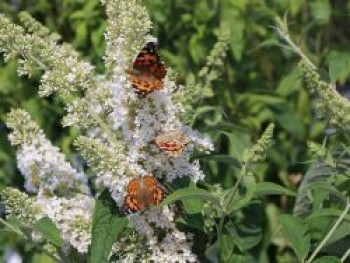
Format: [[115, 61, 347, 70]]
[[122, 174, 166, 214], [128, 42, 167, 98], [154, 132, 190, 158]]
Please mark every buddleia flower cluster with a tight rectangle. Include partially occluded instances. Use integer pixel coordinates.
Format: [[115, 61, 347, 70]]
[[298, 60, 350, 130], [4, 109, 93, 254], [274, 16, 350, 130], [0, 0, 227, 261]]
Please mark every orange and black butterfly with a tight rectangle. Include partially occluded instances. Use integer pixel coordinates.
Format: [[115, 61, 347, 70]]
[[122, 174, 166, 214], [128, 42, 167, 98], [154, 132, 190, 158]]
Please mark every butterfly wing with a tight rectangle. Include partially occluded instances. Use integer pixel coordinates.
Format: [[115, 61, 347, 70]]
[[129, 42, 167, 98], [143, 175, 166, 206], [154, 132, 190, 157], [129, 73, 163, 98], [122, 194, 141, 214], [123, 175, 166, 214], [123, 178, 143, 214]]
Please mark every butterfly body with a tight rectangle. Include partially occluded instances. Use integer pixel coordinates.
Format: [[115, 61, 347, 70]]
[[128, 42, 167, 98], [123, 175, 166, 213]]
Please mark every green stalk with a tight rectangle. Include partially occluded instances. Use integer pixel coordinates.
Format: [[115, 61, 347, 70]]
[[305, 199, 350, 263], [218, 163, 248, 250], [223, 164, 247, 213], [341, 247, 350, 263], [274, 16, 316, 70]]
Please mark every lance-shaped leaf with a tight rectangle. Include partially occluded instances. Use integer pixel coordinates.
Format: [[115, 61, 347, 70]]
[[280, 214, 310, 262], [33, 217, 64, 247], [161, 187, 220, 207], [89, 189, 127, 263]]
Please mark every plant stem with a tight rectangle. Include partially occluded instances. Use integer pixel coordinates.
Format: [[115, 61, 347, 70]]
[[274, 17, 316, 70], [305, 199, 350, 263], [341, 247, 350, 263], [218, 163, 248, 245], [217, 213, 225, 243], [223, 164, 247, 213]]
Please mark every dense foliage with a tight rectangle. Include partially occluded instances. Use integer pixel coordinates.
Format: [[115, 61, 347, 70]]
[[0, 0, 350, 262]]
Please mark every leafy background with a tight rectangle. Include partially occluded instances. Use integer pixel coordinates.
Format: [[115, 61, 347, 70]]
[[1, 0, 350, 262]]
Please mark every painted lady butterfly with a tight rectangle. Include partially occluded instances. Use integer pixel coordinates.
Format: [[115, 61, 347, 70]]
[[154, 132, 190, 158], [128, 42, 167, 98], [122, 174, 166, 214]]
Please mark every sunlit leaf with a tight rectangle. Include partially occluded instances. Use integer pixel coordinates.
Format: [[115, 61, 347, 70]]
[[280, 215, 310, 262], [33, 217, 64, 247]]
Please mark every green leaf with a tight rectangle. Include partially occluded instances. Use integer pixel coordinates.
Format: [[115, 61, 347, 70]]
[[255, 182, 296, 197], [194, 154, 240, 167], [222, 2, 245, 61], [276, 67, 302, 97], [220, 234, 235, 261], [280, 215, 310, 262], [31, 253, 55, 263], [223, 253, 255, 263], [226, 221, 262, 251], [306, 208, 350, 222], [203, 121, 252, 134], [89, 189, 127, 263], [205, 240, 219, 263], [230, 18, 245, 61], [313, 256, 341, 263], [189, 25, 206, 63], [307, 184, 346, 200], [311, 188, 329, 212], [306, 182, 346, 209], [327, 51, 350, 84], [161, 187, 220, 207], [276, 113, 306, 138], [33, 217, 64, 247], [294, 163, 336, 217], [220, 131, 251, 161], [177, 215, 204, 231], [310, 0, 331, 24], [2, 217, 24, 237], [74, 22, 88, 48], [289, 0, 305, 16], [182, 199, 204, 214], [306, 209, 350, 247]]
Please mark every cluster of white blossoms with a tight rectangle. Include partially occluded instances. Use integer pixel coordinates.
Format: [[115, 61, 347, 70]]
[[126, 84, 213, 184], [37, 196, 93, 253], [0, 0, 225, 261], [16, 135, 88, 197], [5, 110, 93, 254], [91, 2, 213, 261]]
